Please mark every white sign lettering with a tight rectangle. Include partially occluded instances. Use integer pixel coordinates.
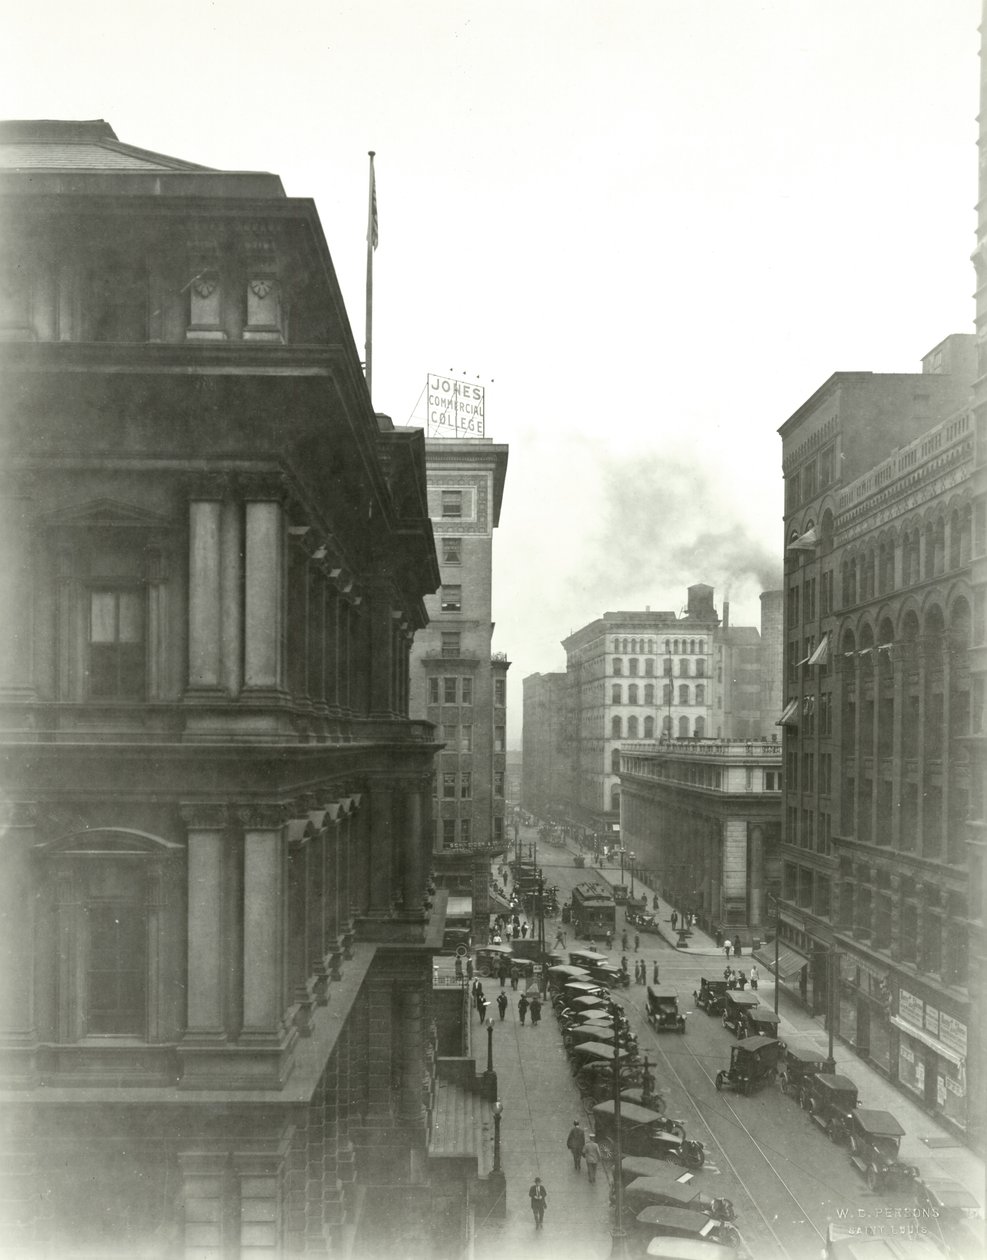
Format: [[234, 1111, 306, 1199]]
[[939, 1012, 967, 1056], [426, 374, 485, 438]]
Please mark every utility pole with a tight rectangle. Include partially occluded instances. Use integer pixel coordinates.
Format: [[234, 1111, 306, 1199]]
[[609, 1000, 629, 1258], [828, 947, 840, 1065]]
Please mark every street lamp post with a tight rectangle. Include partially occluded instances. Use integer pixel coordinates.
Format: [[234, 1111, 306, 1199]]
[[773, 894, 781, 1016], [486, 1018, 494, 1074], [492, 1100, 503, 1173], [609, 999, 629, 1258], [629, 852, 636, 897]]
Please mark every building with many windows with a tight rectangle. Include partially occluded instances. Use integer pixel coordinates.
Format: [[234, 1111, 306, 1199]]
[[407, 436, 510, 941], [521, 671, 570, 821], [0, 120, 455, 1256], [776, 332, 983, 1147]]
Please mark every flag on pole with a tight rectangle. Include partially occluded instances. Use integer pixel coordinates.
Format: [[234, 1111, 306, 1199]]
[[367, 152, 378, 250]]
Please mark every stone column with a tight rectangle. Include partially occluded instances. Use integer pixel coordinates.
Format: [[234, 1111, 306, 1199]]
[[0, 491, 35, 700], [402, 785, 425, 917], [324, 816, 343, 980], [307, 819, 329, 1005], [187, 494, 223, 693], [241, 808, 288, 1041], [220, 496, 243, 697], [367, 785, 394, 915], [287, 828, 314, 1035], [749, 823, 764, 932], [181, 805, 229, 1045], [398, 986, 427, 1133], [0, 803, 38, 1085], [244, 494, 285, 697], [368, 590, 395, 717]]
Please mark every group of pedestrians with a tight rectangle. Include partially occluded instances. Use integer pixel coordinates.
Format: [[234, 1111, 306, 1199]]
[[631, 958, 659, 984], [517, 992, 542, 1026], [724, 964, 759, 990]]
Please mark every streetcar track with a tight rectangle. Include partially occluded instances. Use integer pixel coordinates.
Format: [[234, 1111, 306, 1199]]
[[613, 991, 825, 1260]]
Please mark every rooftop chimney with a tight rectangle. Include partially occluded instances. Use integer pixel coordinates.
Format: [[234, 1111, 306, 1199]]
[[722, 600, 730, 629]]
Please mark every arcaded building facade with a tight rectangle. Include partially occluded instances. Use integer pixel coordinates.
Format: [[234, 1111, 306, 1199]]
[[778, 332, 984, 1147], [0, 121, 451, 1256]]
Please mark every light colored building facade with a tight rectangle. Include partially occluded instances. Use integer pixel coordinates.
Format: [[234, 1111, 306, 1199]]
[[619, 739, 782, 941], [408, 437, 509, 938], [777, 333, 983, 1147], [521, 671, 569, 819], [0, 120, 455, 1255]]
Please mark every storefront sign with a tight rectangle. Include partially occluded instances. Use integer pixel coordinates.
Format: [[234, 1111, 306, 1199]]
[[898, 988, 923, 1028], [939, 1013, 968, 1056], [924, 1005, 940, 1037], [426, 374, 485, 438]]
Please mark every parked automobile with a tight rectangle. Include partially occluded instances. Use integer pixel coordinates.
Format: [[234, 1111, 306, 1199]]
[[694, 977, 729, 1016], [737, 1008, 782, 1040], [634, 1206, 744, 1255], [570, 948, 630, 989], [802, 1073, 859, 1144], [915, 1176, 984, 1258], [474, 944, 515, 976], [566, 1024, 638, 1055], [575, 1059, 643, 1103], [645, 1241, 741, 1260], [824, 1221, 945, 1260], [714, 1036, 781, 1096], [592, 1101, 705, 1170], [847, 1110, 920, 1193], [778, 1043, 836, 1098], [620, 1085, 669, 1117], [626, 892, 648, 916], [646, 985, 688, 1034], [619, 1155, 669, 1184], [629, 910, 663, 934], [623, 1175, 736, 1222], [720, 991, 761, 1036]]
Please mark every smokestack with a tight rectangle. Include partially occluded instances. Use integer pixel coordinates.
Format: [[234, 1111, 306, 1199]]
[[722, 600, 730, 629]]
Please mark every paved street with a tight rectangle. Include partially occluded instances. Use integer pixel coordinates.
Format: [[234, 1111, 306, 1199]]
[[464, 823, 985, 1260]]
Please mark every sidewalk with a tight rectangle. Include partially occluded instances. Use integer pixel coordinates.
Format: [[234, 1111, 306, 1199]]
[[469, 982, 614, 1260]]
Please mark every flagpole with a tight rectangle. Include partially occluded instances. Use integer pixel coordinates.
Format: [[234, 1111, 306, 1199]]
[[365, 150, 376, 400]]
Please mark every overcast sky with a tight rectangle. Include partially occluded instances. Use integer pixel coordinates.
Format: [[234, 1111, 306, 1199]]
[[4, 0, 980, 742]]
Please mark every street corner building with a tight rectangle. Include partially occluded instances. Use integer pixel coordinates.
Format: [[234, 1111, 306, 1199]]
[[0, 120, 461, 1257]]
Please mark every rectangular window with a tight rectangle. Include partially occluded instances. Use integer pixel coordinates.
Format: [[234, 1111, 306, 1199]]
[[694, 659, 705, 678], [89, 588, 145, 699], [802, 459, 816, 501], [493, 816, 504, 842], [644, 658, 654, 676], [427, 677, 439, 706], [442, 773, 456, 798], [442, 818, 456, 847], [86, 901, 146, 1034], [460, 772, 472, 799], [788, 586, 800, 627], [803, 577, 816, 622], [443, 723, 458, 747], [461, 676, 473, 705], [494, 678, 506, 706], [821, 569, 834, 616], [494, 726, 505, 752], [460, 818, 471, 846], [440, 632, 461, 658], [440, 585, 462, 612], [662, 658, 672, 676], [443, 676, 458, 704], [494, 770, 505, 796], [441, 490, 463, 518], [819, 446, 834, 488], [442, 537, 462, 565], [460, 724, 473, 752]]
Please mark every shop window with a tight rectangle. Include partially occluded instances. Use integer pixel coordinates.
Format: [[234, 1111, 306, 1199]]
[[442, 537, 462, 565], [88, 588, 145, 699]]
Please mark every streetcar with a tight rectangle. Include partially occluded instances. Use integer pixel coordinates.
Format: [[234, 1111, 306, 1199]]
[[570, 882, 617, 943]]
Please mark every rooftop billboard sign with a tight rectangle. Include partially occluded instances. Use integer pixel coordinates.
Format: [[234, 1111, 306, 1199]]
[[426, 373, 485, 438]]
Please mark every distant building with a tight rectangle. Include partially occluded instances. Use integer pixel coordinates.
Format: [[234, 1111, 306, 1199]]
[[620, 738, 782, 942], [407, 436, 510, 942], [521, 671, 569, 819], [776, 333, 982, 1146], [0, 120, 451, 1253]]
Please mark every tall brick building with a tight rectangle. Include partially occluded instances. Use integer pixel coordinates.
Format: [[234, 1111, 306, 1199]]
[[0, 120, 453, 1255], [777, 332, 983, 1146]]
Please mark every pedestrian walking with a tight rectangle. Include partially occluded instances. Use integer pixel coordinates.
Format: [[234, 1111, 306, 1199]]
[[652, 961, 660, 984], [566, 1120, 586, 1171], [605, 929, 613, 950], [652, 893, 660, 910], [466, 958, 474, 981], [621, 931, 629, 952], [518, 994, 529, 1025], [671, 911, 678, 931], [497, 991, 508, 1020], [750, 965, 759, 990], [521, 922, 529, 939], [634, 933, 640, 953], [714, 926, 723, 948], [530, 996, 542, 1027], [510, 965, 519, 990], [555, 929, 566, 949], [499, 962, 508, 988], [724, 941, 731, 961], [477, 996, 488, 1022], [528, 1177, 547, 1228], [733, 936, 742, 957], [454, 956, 463, 981], [583, 1134, 601, 1184]]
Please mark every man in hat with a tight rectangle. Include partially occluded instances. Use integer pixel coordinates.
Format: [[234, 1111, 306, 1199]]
[[566, 1120, 585, 1171]]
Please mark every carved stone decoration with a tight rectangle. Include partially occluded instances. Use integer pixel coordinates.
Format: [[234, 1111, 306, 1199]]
[[235, 802, 291, 832], [191, 273, 218, 300], [186, 236, 226, 341], [242, 222, 283, 343], [179, 802, 229, 832]]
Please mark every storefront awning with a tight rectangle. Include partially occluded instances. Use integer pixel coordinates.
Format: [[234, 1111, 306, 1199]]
[[787, 527, 818, 551], [446, 896, 473, 919], [776, 699, 799, 726], [753, 943, 810, 981], [488, 889, 512, 914], [806, 635, 830, 666], [889, 1016, 964, 1068]]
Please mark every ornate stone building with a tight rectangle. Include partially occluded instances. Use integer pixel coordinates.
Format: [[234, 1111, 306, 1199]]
[[777, 333, 983, 1147], [0, 120, 451, 1255]]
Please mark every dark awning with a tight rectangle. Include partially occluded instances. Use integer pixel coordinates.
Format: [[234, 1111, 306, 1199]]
[[753, 943, 810, 981]]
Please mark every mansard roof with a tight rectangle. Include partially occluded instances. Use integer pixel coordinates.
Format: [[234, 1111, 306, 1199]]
[[0, 119, 215, 172]]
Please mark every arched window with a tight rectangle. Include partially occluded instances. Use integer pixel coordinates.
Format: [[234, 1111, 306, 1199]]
[[644, 716, 655, 738], [611, 749, 621, 773], [694, 716, 705, 738], [662, 715, 672, 734], [662, 658, 673, 676], [689, 639, 696, 653], [644, 683, 655, 705], [647, 639, 654, 654], [662, 684, 672, 705], [612, 684, 622, 704], [678, 716, 689, 738], [664, 640, 671, 653], [695, 659, 705, 677], [695, 684, 705, 704], [679, 659, 689, 676], [611, 715, 622, 738], [627, 716, 639, 738], [610, 786, 620, 812], [673, 639, 680, 653], [613, 657, 623, 675], [644, 658, 655, 676], [698, 640, 705, 653], [628, 684, 639, 704], [679, 685, 690, 704], [629, 658, 639, 676]]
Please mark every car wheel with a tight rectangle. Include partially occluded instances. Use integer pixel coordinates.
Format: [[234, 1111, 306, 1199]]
[[715, 1071, 725, 1091], [598, 1138, 615, 1170]]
